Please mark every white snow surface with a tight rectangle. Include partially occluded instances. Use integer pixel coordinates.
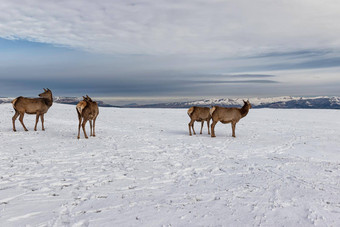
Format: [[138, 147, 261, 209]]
[[1, 103, 340, 226]]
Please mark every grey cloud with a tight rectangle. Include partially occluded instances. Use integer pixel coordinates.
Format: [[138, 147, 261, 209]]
[[227, 74, 275, 78], [194, 80, 278, 84], [248, 50, 333, 59], [216, 49, 340, 73], [281, 57, 340, 70], [0, 73, 278, 98], [244, 56, 340, 72]]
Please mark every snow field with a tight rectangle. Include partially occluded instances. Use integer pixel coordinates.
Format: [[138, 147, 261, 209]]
[[0, 103, 340, 226]]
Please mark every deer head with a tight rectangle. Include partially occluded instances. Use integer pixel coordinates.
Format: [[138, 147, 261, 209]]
[[243, 100, 252, 109], [83, 95, 93, 102], [86, 95, 93, 102], [39, 88, 52, 99]]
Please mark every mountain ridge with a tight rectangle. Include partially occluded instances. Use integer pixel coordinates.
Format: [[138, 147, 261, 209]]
[[123, 96, 340, 109]]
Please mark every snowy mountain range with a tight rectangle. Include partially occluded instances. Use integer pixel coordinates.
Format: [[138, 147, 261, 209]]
[[1, 96, 340, 109], [124, 96, 340, 109]]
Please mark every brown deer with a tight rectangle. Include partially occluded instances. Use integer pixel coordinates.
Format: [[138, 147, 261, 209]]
[[187, 106, 211, 136], [12, 88, 53, 132], [77, 95, 99, 139], [210, 100, 252, 138]]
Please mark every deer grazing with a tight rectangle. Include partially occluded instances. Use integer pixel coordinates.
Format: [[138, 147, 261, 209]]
[[210, 100, 252, 138], [12, 88, 53, 132], [187, 106, 211, 136], [77, 95, 99, 139]]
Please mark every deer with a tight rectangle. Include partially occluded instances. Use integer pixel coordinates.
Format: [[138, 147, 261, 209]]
[[187, 106, 211, 136], [76, 95, 99, 139], [210, 100, 252, 138], [12, 88, 53, 132]]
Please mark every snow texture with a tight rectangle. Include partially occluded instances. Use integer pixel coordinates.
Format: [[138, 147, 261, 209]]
[[1, 103, 340, 226]]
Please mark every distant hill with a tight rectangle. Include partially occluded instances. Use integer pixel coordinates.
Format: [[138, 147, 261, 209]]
[[53, 97, 119, 107], [122, 96, 340, 109]]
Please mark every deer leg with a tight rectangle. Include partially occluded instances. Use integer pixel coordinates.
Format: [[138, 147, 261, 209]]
[[34, 113, 40, 131], [40, 114, 45, 131], [92, 117, 97, 137], [19, 113, 28, 131], [82, 119, 88, 139], [12, 111, 19, 132], [89, 120, 93, 136], [207, 119, 210, 135], [211, 121, 217, 137], [189, 120, 196, 136], [231, 122, 236, 137], [192, 121, 196, 135], [77, 112, 82, 139], [77, 117, 82, 139], [200, 121, 204, 134], [188, 119, 194, 136]]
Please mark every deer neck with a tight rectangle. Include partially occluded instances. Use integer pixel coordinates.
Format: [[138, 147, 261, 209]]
[[44, 95, 53, 107], [240, 105, 250, 118]]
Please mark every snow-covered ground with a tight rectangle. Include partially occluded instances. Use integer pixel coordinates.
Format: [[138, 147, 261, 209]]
[[1, 103, 340, 226]]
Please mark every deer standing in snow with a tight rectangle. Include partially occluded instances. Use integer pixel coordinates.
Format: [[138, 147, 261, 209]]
[[187, 106, 211, 136], [210, 100, 252, 138], [76, 95, 99, 139], [12, 88, 53, 132]]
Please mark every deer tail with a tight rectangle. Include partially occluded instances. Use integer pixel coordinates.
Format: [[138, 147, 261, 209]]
[[76, 105, 82, 114], [11, 98, 19, 110], [76, 101, 87, 114], [210, 106, 216, 116], [187, 106, 194, 116]]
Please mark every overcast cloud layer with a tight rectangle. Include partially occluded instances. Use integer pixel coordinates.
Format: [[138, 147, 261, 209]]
[[1, 0, 340, 56], [0, 1, 340, 103]]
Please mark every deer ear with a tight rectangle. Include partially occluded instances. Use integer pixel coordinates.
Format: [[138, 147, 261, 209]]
[[43, 88, 47, 92], [83, 96, 86, 99]]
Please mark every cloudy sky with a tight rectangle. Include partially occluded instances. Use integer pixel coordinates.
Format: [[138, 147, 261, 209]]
[[1, 0, 340, 104]]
